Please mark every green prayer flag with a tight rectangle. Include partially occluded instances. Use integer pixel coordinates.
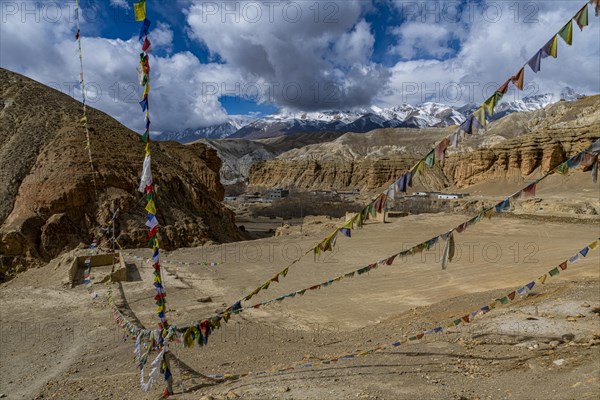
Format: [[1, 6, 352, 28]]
[[425, 150, 435, 167], [483, 94, 496, 116], [548, 267, 560, 277], [498, 297, 510, 305], [558, 20, 573, 45], [574, 4, 589, 30], [556, 162, 568, 175]]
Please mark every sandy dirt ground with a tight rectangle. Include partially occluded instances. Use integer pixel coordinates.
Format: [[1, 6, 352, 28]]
[[0, 212, 599, 400]]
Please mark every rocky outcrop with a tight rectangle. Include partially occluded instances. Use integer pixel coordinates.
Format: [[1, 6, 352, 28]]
[[0, 68, 245, 279], [444, 95, 600, 187]]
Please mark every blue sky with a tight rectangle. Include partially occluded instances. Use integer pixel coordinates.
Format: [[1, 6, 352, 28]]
[[1, 0, 598, 133]]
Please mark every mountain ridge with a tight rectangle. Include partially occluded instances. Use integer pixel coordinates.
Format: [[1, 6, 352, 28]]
[[156, 88, 583, 143]]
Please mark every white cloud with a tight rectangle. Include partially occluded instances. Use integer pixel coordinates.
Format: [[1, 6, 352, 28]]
[[184, 0, 386, 110], [109, 0, 130, 10], [0, 0, 597, 133], [390, 22, 454, 60], [0, 5, 233, 132], [379, 0, 600, 107]]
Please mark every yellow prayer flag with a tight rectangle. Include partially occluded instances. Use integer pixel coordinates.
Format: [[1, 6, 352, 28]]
[[589, 240, 599, 250], [144, 83, 150, 96], [145, 141, 151, 156], [473, 106, 487, 128], [546, 35, 558, 58], [80, 115, 87, 124], [146, 200, 156, 215], [342, 219, 354, 230], [539, 274, 547, 284], [412, 159, 425, 176], [134, 1, 146, 21]]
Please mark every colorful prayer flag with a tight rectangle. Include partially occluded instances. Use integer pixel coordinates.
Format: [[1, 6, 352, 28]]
[[483, 94, 496, 116], [139, 95, 148, 112], [142, 37, 153, 53], [527, 50, 542, 73], [434, 137, 450, 163], [495, 198, 510, 213], [145, 200, 156, 215], [473, 106, 487, 128], [574, 4, 589, 30], [511, 67, 525, 90], [134, 1, 146, 21], [412, 160, 425, 176], [558, 20, 573, 45], [591, 0, 599, 17], [425, 150, 435, 167], [139, 18, 151, 42], [522, 182, 536, 198], [558, 261, 568, 270], [541, 35, 558, 58]]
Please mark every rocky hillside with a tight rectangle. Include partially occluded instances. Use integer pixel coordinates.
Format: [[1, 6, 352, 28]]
[[248, 95, 600, 192], [192, 138, 277, 185], [0, 68, 245, 279], [249, 128, 453, 191]]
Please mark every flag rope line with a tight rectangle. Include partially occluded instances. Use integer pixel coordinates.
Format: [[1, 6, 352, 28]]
[[131, 1, 174, 395], [74, 0, 98, 196], [200, 238, 599, 382], [111, 239, 599, 384]]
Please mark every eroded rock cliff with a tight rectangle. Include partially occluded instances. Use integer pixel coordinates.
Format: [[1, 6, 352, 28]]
[[0, 69, 244, 279]]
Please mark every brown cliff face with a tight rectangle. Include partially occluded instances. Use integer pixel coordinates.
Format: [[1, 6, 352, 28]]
[[250, 158, 449, 192], [444, 95, 600, 187], [0, 68, 244, 278], [249, 96, 600, 192]]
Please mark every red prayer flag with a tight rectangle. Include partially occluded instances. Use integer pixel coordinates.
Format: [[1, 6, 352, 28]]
[[558, 261, 567, 270], [498, 80, 510, 94], [511, 67, 525, 90]]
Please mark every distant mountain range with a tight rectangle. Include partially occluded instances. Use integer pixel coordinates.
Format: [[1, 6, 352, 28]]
[[157, 116, 254, 143], [155, 88, 583, 143]]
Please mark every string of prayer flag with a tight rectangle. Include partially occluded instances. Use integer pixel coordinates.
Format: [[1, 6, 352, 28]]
[[460, 1, 596, 133], [198, 238, 598, 382], [74, 0, 98, 194], [130, 1, 173, 394]]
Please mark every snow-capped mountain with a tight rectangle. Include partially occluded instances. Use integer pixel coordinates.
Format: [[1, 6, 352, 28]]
[[158, 88, 583, 142], [230, 102, 466, 139], [155, 116, 255, 143]]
